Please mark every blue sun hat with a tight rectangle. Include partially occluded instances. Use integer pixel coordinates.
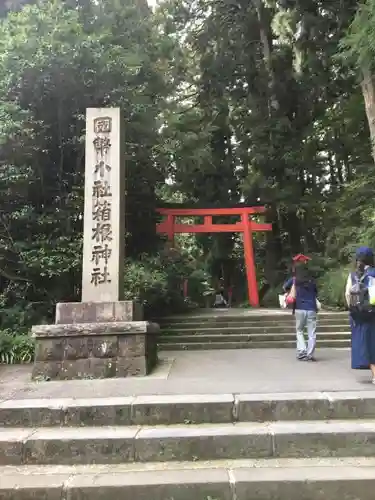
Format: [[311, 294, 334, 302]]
[[356, 246, 374, 260]]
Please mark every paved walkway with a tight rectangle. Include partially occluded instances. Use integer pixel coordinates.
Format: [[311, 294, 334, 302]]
[[0, 348, 373, 401]]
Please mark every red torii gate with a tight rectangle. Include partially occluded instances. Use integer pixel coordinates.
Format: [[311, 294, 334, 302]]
[[156, 206, 272, 307]]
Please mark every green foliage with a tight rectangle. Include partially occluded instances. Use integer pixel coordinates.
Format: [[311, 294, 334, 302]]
[[0, 333, 35, 364], [0, 0, 374, 355], [325, 170, 375, 261], [188, 269, 215, 303], [123, 256, 178, 318], [260, 287, 280, 309], [318, 169, 375, 310], [123, 250, 211, 317], [0, 0, 178, 355], [339, 0, 375, 71], [156, 0, 371, 293], [318, 267, 350, 310]]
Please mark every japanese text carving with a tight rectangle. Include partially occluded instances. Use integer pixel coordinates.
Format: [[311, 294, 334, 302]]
[[94, 160, 111, 178], [94, 117, 112, 134], [92, 199, 111, 221], [92, 180, 112, 199], [91, 244, 112, 266], [93, 136, 111, 155], [90, 115, 113, 286], [91, 266, 111, 285], [92, 222, 113, 243]]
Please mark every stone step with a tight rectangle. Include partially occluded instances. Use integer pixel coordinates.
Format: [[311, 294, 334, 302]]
[[159, 339, 351, 350], [2, 457, 375, 500], [161, 317, 349, 328], [160, 311, 348, 324], [161, 325, 349, 334], [2, 420, 375, 465], [2, 391, 375, 428], [159, 332, 350, 344]]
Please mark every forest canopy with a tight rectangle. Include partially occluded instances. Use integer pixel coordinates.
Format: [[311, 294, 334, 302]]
[[0, 0, 374, 360]]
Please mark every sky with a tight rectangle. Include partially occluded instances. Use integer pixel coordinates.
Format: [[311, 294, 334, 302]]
[[147, 0, 158, 8]]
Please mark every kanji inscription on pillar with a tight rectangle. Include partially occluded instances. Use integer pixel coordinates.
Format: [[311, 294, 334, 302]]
[[82, 108, 125, 302]]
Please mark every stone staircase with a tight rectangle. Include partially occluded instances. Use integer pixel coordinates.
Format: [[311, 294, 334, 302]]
[[158, 309, 350, 351], [2, 391, 375, 498]]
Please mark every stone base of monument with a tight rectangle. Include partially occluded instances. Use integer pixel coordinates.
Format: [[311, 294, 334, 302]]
[[31, 301, 159, 380]]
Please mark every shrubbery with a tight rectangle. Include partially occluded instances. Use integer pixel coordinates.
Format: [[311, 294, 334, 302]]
[[261, 287, 281, 308], [123, 250, 214, 318], [318, 266, 350, 310], [0, 248, 215, 364], [0, 295, 49, 365], [261, 263, 350, 311], [0, 332, 34, 364], [0, 258, 356, 365]]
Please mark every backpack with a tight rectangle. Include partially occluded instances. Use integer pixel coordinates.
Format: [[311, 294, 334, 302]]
[[349, 271, 375, 313]]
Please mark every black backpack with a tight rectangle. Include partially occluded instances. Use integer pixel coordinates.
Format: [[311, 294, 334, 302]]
[[349, 271, 374, 314]]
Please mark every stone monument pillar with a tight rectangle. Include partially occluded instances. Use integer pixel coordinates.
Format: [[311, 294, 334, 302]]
[[31, 108, 159, 380]]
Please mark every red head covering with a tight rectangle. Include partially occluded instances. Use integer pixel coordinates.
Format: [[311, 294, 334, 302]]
[[292, 254, 311, 263]]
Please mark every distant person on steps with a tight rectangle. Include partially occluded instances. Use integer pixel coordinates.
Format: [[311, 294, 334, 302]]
[[283, 254, 319, 361], [345, 246, 375, 384], [213, 277, 228, 308]]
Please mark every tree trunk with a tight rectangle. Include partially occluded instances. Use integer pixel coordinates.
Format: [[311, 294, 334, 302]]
[[264, 205, 283, 287], [252, 0, 279, 112], [252, 1, 283, 286], [361, 66, 375, 164]]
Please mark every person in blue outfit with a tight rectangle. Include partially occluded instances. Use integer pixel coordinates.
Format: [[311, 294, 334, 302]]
[[284, 254, 319, 361], [345, 246, 375, 383]]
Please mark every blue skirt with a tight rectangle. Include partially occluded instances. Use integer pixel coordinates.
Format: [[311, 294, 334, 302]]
[[350, 313, 375, 369]]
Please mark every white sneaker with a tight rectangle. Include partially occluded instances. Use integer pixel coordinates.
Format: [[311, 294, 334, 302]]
[[372, 378, 375, 385]]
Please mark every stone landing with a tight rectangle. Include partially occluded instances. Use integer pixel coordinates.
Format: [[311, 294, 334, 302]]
[[31, 301, 159, 380]]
